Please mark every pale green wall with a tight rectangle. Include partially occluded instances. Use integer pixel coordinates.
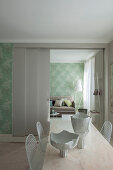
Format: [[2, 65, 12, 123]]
[[0, 43, 13, 133], [50, 63, 84, 107]]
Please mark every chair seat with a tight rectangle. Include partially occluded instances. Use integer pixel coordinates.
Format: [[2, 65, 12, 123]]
[[50, 130, 79, 157]]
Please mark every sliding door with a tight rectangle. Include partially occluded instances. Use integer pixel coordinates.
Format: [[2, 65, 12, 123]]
[[25, 49, 50, 135], [13, 48, 50, 136]]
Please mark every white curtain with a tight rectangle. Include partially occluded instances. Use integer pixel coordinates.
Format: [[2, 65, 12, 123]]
[[83, 57, 95, 111]]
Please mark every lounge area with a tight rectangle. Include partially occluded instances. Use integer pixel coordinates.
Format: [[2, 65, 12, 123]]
[[50, 96, 75, 116]]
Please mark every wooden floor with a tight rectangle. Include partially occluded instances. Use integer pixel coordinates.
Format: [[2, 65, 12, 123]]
[[0, 142, 28, 170]]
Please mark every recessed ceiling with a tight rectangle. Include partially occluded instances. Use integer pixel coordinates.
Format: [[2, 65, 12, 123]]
[[0, 0, 113, 43], [50, 49, 99, 63]]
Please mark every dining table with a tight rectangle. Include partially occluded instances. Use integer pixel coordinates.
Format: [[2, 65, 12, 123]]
[[42, 124, 113, 170]]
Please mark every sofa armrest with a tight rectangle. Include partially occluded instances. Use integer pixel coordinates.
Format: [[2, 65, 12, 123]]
[[72, 101, 75, 108]]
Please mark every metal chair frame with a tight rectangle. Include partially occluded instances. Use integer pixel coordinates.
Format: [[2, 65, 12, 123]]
[[25, 134, 37, 170], [36, 122, 44, 142]]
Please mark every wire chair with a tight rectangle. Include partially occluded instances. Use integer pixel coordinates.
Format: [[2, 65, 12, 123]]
[[36, 122, 44, 142], [100, 121, 112, 143], [25, 134, 37, 170]]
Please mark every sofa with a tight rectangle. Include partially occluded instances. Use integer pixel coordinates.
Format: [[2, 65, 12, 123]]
[[50, 96, 75, 116]]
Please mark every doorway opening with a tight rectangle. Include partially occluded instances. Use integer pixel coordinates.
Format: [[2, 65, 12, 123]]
[[50, 49, 104, 132]]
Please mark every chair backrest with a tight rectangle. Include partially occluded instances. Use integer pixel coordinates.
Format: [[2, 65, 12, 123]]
[[25, 134, 37, 170], [36, 122, 44, 142], [100, 121, 112, 143]]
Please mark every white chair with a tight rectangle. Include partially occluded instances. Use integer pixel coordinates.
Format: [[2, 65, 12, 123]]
[[36, 122, 44, 142], [100, 121, 112, 143], [25, 134, 38, 170]]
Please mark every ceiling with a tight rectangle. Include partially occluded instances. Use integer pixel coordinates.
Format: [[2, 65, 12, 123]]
[[0, 0, 113, 43], [50, 49, 99, 63]]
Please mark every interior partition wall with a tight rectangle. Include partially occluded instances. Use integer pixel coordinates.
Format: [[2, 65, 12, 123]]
[[13, 48, 50, 136], [95, 50, 104, 125], [13, 43, 107, 136]]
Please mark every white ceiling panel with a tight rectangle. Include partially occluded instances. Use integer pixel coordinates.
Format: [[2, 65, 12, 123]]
[[0, 0, 113, 43]]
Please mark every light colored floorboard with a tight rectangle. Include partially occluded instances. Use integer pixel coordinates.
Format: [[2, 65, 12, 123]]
[[0, 114, 113, 170], [0, 134, 38, 142]]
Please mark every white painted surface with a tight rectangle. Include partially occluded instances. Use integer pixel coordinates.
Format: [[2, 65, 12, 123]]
[[13, 48, 50, 136], [14, 43, 107, 49], [0, 0, 113, 43], [25, 49, 40, 135], [104, 47, 109, 121], [108, 41, 113, 138], [95, 50, 104, 125], [50, 49, 99, 63], [25, 49, 50, 135], [13, 48, 26, 136]]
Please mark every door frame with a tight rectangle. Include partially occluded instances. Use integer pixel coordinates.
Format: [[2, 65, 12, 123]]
[[13, 43, 109, 136]]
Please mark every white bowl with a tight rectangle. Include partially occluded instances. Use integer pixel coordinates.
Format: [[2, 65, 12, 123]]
[[50, 130, 79, 157]]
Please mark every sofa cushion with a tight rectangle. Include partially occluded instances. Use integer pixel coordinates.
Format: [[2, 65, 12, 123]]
[[61, 98, 67, 106], [51, 106, 75, 112], [64, 100, 72, 107], [54, 100, 62, 107]]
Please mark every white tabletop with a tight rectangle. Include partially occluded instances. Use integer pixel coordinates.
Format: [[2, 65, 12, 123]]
[[43, 124, 113, 170]]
